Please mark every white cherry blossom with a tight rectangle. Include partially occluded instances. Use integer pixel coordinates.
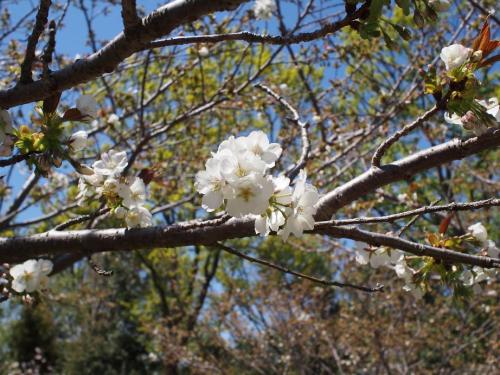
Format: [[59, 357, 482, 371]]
[[279, 171, 319, 240], [468, 222, 488, 245], [9, 259, 53, 293], [254, 0, 276, 19], [225, 174, 274, 217], [69, 130, 88, 152], [117, 177, 147, 208], [254, 175, 292, 235], [195, 156, 230, 212], [92, 150, 128, 177], [445, 97, 499, 135], [440, 44, 472, 71], [237, 130, 282, 167], [76, 94, 99, 118], [125, 206, 153, 228]]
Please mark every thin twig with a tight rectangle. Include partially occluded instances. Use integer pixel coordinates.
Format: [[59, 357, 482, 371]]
[[371, 106, 439, 167], [52, 208, 110, 231], [314, 198, 499, 227], [255, 83, 310, 181], [215, 243, 384, 293], [398, 199, 441, 236]]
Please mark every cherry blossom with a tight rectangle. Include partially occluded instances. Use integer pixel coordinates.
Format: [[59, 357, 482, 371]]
[[440, 44, 472, 71], [278, 171, 319, 241], [445, 97, 499, 135], [9, 259, 53, 293], [69, 130, 88, 152], [253, 0, 276, 19], [237, 130, 282, 167], [225, 174, 274, 217], [92, 150, 128, 177], [76, 94, 99, 118], [468, 222, 488, 245], [125, 206, 153, 228], [117, 177, 147, 208]]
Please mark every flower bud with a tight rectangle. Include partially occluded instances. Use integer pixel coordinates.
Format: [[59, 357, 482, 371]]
[[471, 50, 483, 63]]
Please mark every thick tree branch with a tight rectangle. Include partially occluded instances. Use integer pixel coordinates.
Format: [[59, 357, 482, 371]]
[[316, 129, 500, 220], [0, 131, 498, 266], [121, 0, 141, 33]]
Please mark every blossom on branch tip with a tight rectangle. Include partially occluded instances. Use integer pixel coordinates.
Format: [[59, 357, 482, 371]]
[[444, 97, 499, 135], [439, 44, 472, 71], [9, 259, 53, 293], [468, 222, 488, 245]]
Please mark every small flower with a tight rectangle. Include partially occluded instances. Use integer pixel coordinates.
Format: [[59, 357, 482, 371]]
[[69, 130, 88, 152], [254, 175, 292, 235], [76, 95, 99, 118], [125, 206, 153, 228], [107, 113, 120, 126], [440, 44, 472, 71], [9, 259, 53, 293], [117, 177, 147, 208], [195, 156, 230, 212], [279, 171, 319, 240], [114, 206, 127, 219], [254, 0, 276, 19], [444, 97, 499, 135], [92, 150, 128, 177], [225, 174, 274, 217], [198, 46, 209, 57], [468, 222, 488, 245], [237, 130, 282, 168]]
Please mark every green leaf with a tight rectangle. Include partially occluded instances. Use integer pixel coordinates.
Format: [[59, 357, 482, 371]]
[[395, 0, 411, 15]]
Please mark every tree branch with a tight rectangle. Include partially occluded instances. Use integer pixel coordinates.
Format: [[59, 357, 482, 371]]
[[0, 0, 250, 108], [0, 131, 498, 267], [121, 0, 141, 33], [371, 106, 439, 167], [19, 0, 52, 84]]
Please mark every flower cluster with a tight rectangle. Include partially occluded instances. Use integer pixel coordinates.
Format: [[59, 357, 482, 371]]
[[195, 130, 319, 240], [253, 0, 276, 19], [0, 109, 15, 156], [444, 97, 499, 135], [355, 221, 499, 298], [461, 222, 499, 293], [77, 150, 153, 228], [9, 259, 53, 293], [355, 246, 424, 298]]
